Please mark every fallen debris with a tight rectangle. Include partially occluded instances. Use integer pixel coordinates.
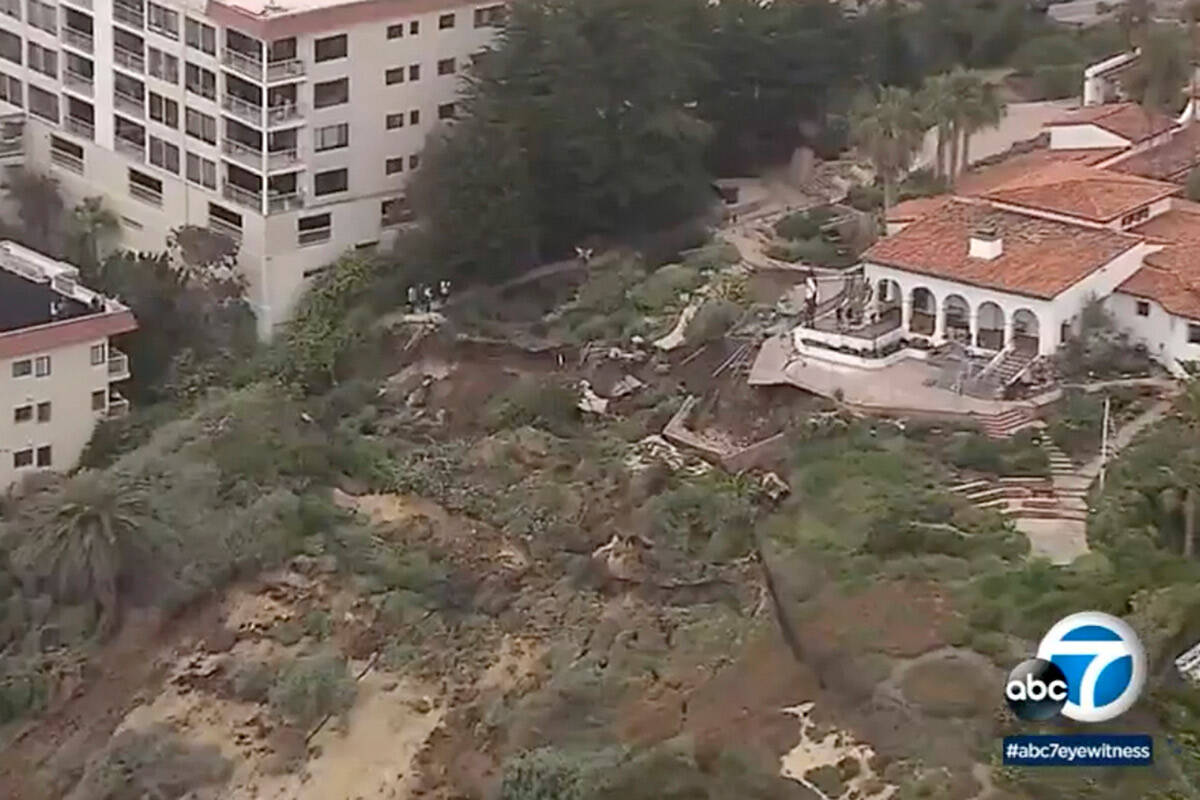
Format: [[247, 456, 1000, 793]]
[[609, 374, 645, 399], [578, 380, 609, 414]]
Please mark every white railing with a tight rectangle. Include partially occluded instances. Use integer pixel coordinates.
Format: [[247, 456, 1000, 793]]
[[106, 394, 130, 419], [221, 93, 262, 126], [62, 27, 94, 53], [222, 181, 261, 211], [112, 2, 143, 28], [221, 138, 261, 168], [63, 68, 93, 95], [62, 0, 91, 8], [267, 147, 298, 170], [266, 58, 304, 82], [64, 116, 93, 139], [113, 88, 144, 118], [114, 134, 144, 159], [269, 191, 303, 213], [266, 102, 301, 125], [113, 44, 144, 73], [221, 48, 262, 80], [107, 349, 129, 378]]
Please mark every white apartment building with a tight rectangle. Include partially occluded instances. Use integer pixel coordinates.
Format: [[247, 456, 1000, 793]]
[[0, 240, 135, 489], [0, 0, 506, 336]]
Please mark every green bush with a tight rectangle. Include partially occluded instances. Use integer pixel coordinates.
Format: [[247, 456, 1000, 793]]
[[68, 723, 232, 800], [1032, 63, 1083, 100], [683, 298, 740, 346], [846, 185, 884, 212], [773, 211, 822, 241], [630, 264, 703, 312], [485, 376, 580, 435], [501, 746, 622, 800], [268, 651, 357, 728]]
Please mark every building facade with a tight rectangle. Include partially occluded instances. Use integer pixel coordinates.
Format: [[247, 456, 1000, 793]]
[[0, 0, 506, 336], [0, 240, 136, 488]]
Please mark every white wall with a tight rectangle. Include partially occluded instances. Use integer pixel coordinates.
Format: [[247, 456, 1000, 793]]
[[1109, 291, 1200, 374], [1049, 124, 1131, 150]]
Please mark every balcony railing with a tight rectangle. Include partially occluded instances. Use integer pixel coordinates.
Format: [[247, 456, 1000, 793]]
[[112, 2, 143, 28], [114, 134, 144, 160], [221, 94, 262, 126], [222, 138, 261, 168], [113, 44, 145, 73], [63, 68, 93, 96], [223, 181, 262, 211], [266, 102, 301, 126], [267, 147, 298, 171], [50, 148, 82, 173], [113, 89, 144, 118], [108, 349, 130, 380], [268, 191, 303, 213], [266, 58, 304, 82], [62, 0, 91, 8], [222, 48, 262, 80], [64, 116, 94, 139], [106, 393, 130, 419], [62, 27, 94, 54], [129, 182, 160, 206]]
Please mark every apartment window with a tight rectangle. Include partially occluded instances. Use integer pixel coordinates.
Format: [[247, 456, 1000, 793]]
[[409, 19, 418, 34], [0, 0, 18, 20], [408, 153, 420, 169], [474, 4, 506, 27], [437, 57, 455, 75], [0, 71, 20, 107], [385, 156, 403, 175], [36, 401, 50, 422], [386, 23, 403, 39], [34, 355, 50, 376], [185, 107, 216, 143], [438, 12, 455, 28], [385, 112, 404, 129], [185, 18, 215, 54], [11, 358, 30, 377], [1136, 300, 1150, 317], [0, 30, 21, 66], [13, 404, 31, 422], [313, 33, 346, 62], [148, 91, 178, 127], [313, 121, 348, 151], [409, 109, 419, 125], [128, 167, 163, 206], [185, 62, 215, 100], [27, 84, 57, 123], [408, 63, 420, 81], [91, 388, 106, 410], [313, 167, 347, 196], [149, 134, 179, 173], [36, 445, 51, 467], [381, 196, 414, 226], [27, 42, 56, 78], [438, 102, 455, 120], [26, 0, 53, 33], [297, 212, 331, 246], [208, 201, 241, 234], [147, 2, 179, 39], [12, 449, 31, 468], [90, 342, 106, 364], [148, 46, 179, 83], [1190, 324, 1200, 345], [186, 150, 216, 188], [313, 77, 348, 109], [384, 66, 404, 85]]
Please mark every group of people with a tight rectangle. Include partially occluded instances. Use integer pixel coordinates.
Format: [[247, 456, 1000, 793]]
[[406, 280, 452, 313]]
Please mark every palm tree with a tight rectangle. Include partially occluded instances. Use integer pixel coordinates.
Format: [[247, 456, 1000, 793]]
[[1125, 24, 1191, 113], [918, 72, 957, 181], [958, 77, 1006, 178], [850, 86, 926, 214], [8, 470, 149, 633], [69, 196, 120, 272]]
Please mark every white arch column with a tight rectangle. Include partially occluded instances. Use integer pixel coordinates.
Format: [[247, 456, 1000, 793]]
[[968, 310, 979, 348], [1004, 314, 1015, 350]]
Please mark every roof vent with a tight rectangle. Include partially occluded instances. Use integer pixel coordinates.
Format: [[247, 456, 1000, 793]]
[[969, 224, 1003, 260]]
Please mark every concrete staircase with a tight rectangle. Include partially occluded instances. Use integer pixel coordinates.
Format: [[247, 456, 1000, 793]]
[[979, 406, 1037, 439], [967, 348, 1036, 399], [949, 475, 1081, 520]]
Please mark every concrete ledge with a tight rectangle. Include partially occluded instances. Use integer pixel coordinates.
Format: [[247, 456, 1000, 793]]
[[663, 395, 790, 472]]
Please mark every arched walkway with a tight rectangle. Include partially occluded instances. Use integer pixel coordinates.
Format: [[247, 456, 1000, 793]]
[[942, 294, 970, 344], [910, 287, 936, 335], [1012, 308, 1039, 354], [977, 301, 1005, 351]]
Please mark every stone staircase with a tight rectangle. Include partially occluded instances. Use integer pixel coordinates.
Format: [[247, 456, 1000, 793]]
[[949, 475, 1081, 521], [966, 348, 1036, 399], [978, 406, 1037, 439]]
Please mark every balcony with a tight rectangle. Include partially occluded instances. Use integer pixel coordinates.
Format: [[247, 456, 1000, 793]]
[[221, 138, 261, 169], [107, 348, 130, 380], [114, 133, 144, 160], [112, 2, 143, 29], [62, 68, 93, 96], [266, 58, 304, 83], [113, 89, 144, 119], [0, 114, 23, 160], [266, 102, 301, 126], [106, 391, 130, 419], [268, 191, 303, 213], [62, 27, 94, 54], [221, 48, 262, 81], [267, 147, 298, 171], [222, 181, 261, 212], [113, 45, 145, 74], [64, 115, 94, 140], [221, 94, 261, 126]]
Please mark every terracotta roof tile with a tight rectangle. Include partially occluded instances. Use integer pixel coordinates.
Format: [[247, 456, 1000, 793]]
[[1129, 199, 1200, 244], [0, 310, 138, 359], [864, 199, 1141, 299], [980, 162, 1180, 222], [1049, 102, 1177, 142], [1108, 124, 1200, 182], [955, 146, 1125, 197], [1118, 254, 1200, 321]]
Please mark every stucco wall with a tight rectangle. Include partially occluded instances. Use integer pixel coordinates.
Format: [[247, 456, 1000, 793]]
[[1109, 291, 1200, 373], [1048, 124, 1130, 150]]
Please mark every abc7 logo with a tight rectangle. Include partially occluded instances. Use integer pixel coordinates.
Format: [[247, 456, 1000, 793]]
[[1005, 658, 1070, 721]]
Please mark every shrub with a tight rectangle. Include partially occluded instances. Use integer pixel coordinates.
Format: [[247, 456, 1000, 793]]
[[67, 723, 232, 800], [630, 264, 703, 312], [230, 660, 274, 703], [773, 211, 822, 241], [500, 746, 621, 800], [485, 376, 580, 435], [846, 185, 884, 212], [683, 299, 740, 346], [268, 651, 357, 728]]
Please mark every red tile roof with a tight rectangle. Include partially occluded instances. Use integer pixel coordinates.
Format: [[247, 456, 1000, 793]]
[[1118, 254, 1200, 320], [1130, 199, 1200, 244], [1107, 124, 1200, 182], [0, 310, 138, 359], [980, 162, 1180, 222], [1049, 102, 1177, 143], [955, 146, 1126, 197], [864, 199, 1142, 299]]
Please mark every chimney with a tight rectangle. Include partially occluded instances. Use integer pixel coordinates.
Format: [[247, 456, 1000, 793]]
[[969, 224, 1003, 260]]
